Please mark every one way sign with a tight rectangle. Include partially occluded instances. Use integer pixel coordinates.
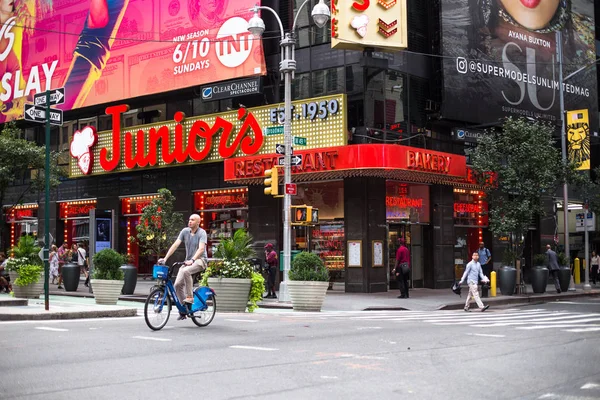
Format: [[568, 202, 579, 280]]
[[33, 88, 65, 107], [24, 104, 63, 126], [278, 154, 303, 166]]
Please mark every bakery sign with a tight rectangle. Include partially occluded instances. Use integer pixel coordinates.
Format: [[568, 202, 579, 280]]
[[69, 94, 347, 177]]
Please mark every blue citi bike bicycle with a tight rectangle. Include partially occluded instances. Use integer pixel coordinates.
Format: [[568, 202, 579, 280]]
[[144, 262, 216, 331]]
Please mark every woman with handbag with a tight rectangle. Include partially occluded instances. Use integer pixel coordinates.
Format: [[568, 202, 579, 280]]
[[393, 238, 410, 299]]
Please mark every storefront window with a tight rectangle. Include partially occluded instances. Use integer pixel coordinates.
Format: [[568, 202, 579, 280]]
[[4, 204, 38, 248], [195, 188, 249, 258], [58, 199, 97, 246], [453, 189, 488, 280], [386, 181, 430, 223], [121, 194, 160, 273]]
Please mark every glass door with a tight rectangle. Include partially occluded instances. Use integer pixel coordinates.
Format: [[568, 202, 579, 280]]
[[387, 223, 424, 289]]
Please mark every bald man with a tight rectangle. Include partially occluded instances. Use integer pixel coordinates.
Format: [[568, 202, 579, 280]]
[[159, 214, 208, 319]]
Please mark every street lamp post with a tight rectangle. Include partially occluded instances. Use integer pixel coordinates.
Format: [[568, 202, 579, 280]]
[[248, 0, 330, 302]]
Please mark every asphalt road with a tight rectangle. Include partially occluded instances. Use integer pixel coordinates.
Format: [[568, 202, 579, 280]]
[[2, 299, 600, 400]]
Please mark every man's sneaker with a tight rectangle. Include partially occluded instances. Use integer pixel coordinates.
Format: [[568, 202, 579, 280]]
[[177, 313, 187, 321], [184, 297, 194, 303], [57, 286, 63, 289], [464, 307, 470, 312], [481, 305, 490, 312]]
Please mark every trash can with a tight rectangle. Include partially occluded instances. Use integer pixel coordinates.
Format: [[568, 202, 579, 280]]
[[120, 264, 138, 295], [498, 266, 517, 296], [280, 250, 301, 272], [62, 262, 80, 292]]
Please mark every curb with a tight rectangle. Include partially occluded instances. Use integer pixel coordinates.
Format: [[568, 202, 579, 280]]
[[363, 306, 409, 311], [0, 308, 138, 321], [258, 302, 293, 310], [437, 291, 600, 310], [0, 299, 28, 306]]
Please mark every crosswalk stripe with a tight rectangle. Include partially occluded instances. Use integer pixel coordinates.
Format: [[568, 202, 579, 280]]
[[564, 327, 600, 333]]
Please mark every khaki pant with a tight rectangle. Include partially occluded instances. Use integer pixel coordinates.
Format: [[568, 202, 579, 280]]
[[174, 260, 206, 303], [465, 281, 484, 310]]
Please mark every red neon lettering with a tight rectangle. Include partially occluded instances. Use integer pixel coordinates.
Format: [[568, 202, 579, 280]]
[[352, 0, 369, 11], [100, 104, 128, 171]]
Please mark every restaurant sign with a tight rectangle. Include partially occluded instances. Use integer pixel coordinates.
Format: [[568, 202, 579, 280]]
[[69, 94, 347, 177]]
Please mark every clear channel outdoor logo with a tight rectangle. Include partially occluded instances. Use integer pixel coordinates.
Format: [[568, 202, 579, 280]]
[[456, 130, 465, 139], [202, 87, 213, 99]]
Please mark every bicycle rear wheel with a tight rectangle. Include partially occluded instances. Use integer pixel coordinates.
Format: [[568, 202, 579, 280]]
[[191, 294, 216, 327], [144, 287, 171, 331]]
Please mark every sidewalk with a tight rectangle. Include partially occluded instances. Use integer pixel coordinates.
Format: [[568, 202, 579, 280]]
[[46, 277, 600, 311]]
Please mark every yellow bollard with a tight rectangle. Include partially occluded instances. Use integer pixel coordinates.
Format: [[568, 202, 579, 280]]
[[574, 258, 580, 284], [490, 271, 497, 297]]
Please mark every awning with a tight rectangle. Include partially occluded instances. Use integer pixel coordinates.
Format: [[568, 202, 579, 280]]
[[224, 144, 468, 186]]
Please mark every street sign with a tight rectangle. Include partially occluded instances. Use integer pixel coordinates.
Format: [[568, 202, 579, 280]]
[[265, 126, 284, 135], [278, 155, 303, 166], [293, 136, 307, 146], [34, 88, 65, 107], [24, 104, 63, 126], [275, 144, 293, 155], [285, 183, 297, 195], [576, 212, 595, 232]]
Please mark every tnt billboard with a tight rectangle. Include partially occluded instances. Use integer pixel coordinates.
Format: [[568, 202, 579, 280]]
[[0, 0, 266, 123]]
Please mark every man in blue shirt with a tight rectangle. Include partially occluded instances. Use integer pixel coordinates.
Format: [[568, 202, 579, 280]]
[[478, 242, 492, 274], [459, 252, 490, 312]]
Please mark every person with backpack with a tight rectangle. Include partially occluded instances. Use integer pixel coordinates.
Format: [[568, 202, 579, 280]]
[[477, 242, 492, 280]]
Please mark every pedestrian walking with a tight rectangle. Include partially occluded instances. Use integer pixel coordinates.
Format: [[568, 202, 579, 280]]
[[159, 214, 208, 321], [49, 245, 59, 284], [591, 250, 599, 285], [264, 243, 278, 299], [56, 242, 70, 289], [545, 244, 561, 293], [0, 252, 11, 293], [77, 243, 89, 287], [459, 252, 490, 312], [393, 238, 410, 299]]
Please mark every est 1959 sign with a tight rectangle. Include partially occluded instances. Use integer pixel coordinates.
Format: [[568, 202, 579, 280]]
[[269, 98, 340, 123]]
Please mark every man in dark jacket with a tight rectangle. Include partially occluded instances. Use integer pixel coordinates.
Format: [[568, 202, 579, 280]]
[[546, 244, 561, 293]]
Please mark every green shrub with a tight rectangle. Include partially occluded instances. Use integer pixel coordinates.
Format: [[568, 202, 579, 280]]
[[200, 259, 253, 285], [10, 236, 42, 266], [248, 272, 265, 312], [533, 253, 547, 267], [289, 252, 328, 282], [92, 249, 124, 280], [12, 264, 43, 286], [557, 252, 569, 267]]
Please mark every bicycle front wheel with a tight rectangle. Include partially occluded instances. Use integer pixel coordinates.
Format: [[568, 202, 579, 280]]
[[191, 294, 216, 327], [144, 287, 171, 331]]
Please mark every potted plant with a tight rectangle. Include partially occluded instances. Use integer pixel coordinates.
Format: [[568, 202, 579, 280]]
[[6, 236, 44, 298], [200, 229, 264, 312], [91, 249, 124, 305], [531, 253, 549, 294], [120, 253, 137, 295], [288, 252, 329, 312], [498, 249, 517, 296], [557, 252, 571, 292]]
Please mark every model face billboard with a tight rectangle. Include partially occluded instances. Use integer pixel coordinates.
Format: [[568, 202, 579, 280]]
[[0, 0, 266, 123], [441, 0, 596, 130]]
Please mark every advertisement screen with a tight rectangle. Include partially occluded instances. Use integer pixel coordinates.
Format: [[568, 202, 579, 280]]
[[0, 0, 265, 123], [95, 217, 111, 253], [441, 0, 597, 129]]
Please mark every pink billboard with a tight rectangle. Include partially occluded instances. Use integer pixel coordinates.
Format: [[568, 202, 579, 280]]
[[0, 0, 265, 122]]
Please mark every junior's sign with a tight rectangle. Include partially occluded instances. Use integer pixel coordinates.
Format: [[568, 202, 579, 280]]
[[69, 94, 347, 177]]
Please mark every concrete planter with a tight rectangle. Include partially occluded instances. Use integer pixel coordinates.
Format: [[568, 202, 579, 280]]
[[91, 279, 124, 305], [8, 271, 44, 299], [288, 281, 328, 312], [498, 266, 516, 296], [207, 277, 251, 312], [531, 266, 549, 294]]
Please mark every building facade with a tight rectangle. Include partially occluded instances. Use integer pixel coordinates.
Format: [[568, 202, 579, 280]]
[[1, 0, 598, 292]]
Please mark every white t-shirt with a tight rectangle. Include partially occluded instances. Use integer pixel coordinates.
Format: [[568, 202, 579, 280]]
[[77, 248, 87, 266]]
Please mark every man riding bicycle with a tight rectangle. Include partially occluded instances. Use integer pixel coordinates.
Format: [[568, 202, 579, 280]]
[[158, 214, 208, 320]]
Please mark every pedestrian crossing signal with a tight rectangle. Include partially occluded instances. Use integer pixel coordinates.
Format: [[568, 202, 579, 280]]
[[291, 205, 318, 225], [264, 167, 279, 196]]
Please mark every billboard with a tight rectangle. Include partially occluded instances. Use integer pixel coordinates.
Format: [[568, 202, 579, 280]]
[[331, 0, 408, 51], [567, 109, 590, 170], [0, 0, 266, 123], [441, 0, 597, 128]]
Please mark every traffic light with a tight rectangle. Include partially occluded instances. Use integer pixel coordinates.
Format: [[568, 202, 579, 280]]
[[263, 166, 279, 196], [291, 205, 312, 224]]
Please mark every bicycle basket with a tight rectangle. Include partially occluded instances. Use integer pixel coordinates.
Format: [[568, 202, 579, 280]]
[[153, 265, 169, 280]]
